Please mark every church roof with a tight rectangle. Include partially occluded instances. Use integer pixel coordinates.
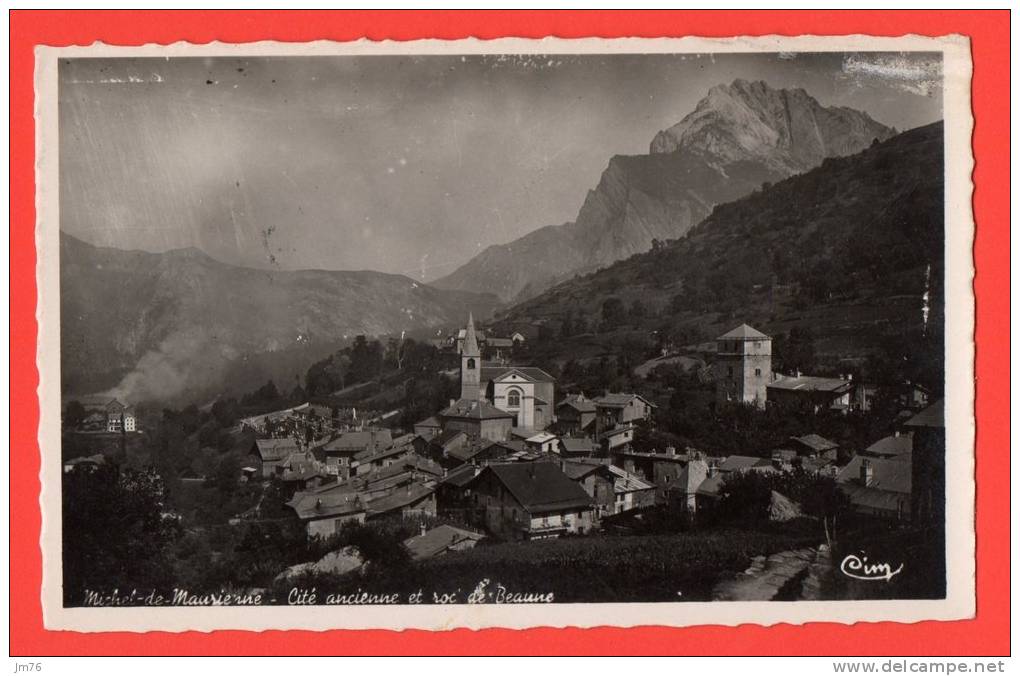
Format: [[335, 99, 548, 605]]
[[717, 324, 769, 340], [439, 398, 514, 421], [481, 366, 555, 383], [462, 313, 480, 356]]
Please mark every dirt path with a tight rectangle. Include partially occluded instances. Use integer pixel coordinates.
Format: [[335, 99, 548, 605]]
[[712, 547, 819, 601]]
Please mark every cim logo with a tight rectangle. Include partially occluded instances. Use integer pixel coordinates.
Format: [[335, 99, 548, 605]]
[[840, 553, 904, 582]]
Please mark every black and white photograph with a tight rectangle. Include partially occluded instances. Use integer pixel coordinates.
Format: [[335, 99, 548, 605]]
[[36, 36, 975, 631]]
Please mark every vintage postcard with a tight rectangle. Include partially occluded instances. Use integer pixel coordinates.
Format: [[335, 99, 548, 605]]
[[35, 34, 975, 632]]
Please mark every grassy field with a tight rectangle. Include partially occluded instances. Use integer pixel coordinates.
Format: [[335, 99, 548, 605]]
[[295, 525, 821, 604]]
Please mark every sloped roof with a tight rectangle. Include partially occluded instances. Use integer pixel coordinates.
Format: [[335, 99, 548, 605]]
[[487, 337, 514, 348], [414, 416, 442, 429], [604, 464, 655, 493], [526, 432, 558, 445], [717, 455, 772, 473], [560, 460, 611, 481], [768, 375, 851, 393], [365, 482, 436, 516], [253, 438, 301, 462], [904, 399, 944, 428], [863, 433, 913, 460], [594, 392, 656, 408], [432, 428, 468, 450], [440, 464, 481, 488], [403, 525, 484, 560], [473, 462, 594, 513], [462, 313, 480, 356], [790, 433, 839, 453], [323, 429, 392, 454], [480, 366, 555, 383], [557, 394, 597, 413], [287, 484, 364, 521], [440, 398, 514, 420], [717, 324, 769, 340], [559, 436, 598, 454], [837, 456, 911, 494], [696, 474, 725, 497]]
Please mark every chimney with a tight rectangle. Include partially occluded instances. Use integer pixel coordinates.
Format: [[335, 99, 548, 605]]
[[860, 459, 874, 487], [450, 399, 456, 408], [666, 446, 676, 456], [420, 523, 427, 537], [795, 369, 802, 379], [315, 498, 322, 511]]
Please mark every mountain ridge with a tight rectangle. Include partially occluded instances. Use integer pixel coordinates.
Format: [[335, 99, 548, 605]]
[[60, 232, 497, 404], [433, 79, 895, 303]]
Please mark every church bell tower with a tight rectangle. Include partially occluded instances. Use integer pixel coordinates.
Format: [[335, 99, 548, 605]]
[[460, 313, 481, 401]]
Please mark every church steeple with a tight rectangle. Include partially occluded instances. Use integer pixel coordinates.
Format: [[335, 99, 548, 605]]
[[460, 313, 481, 401]]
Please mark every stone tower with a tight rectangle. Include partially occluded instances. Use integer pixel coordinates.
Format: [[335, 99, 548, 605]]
[[715, 324, 771, 409], [460, 313, 481, 401]]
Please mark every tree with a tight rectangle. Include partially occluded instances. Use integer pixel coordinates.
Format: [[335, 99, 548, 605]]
[[62, 465, 182, 604], [601, 297, 626, 329], [64, 400, 86, 429]]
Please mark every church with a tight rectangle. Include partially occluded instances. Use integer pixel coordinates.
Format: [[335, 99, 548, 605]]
[[438, 314, 556, 441]]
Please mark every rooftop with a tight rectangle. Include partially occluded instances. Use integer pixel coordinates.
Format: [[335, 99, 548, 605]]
[[403, 525, 485, 560], [557, 394, 597, 413], [594, 392, 655, 408], [440, 398, 515, 421], [837, 456, 912, 494], [904, 399, 944, 429], [480, 365, 555, 384], [863, 433, 913, 460], [472, 462, 594, 513], [717, 324, 769, 340], [789, 433, 840, 453], [767, 375, 851, 393], [252, 438, 301, 462]]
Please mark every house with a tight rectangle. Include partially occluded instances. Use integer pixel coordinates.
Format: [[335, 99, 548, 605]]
[[435, 464, 482, 518], [287, 484, 367, 539], [465, 462, 596, 540], [62, 454, 106, 474], [555, 394, 597, 435], [525, 431, 559, 455], [485, 337, 515, 363], [413, 416, 443, 440], [594, 393, 656, 429], [438, 398, 515, 442], [353, 436, 417, 476], [775, 433, 840, 460], [767, 374, 853, 413], [904, 399, 944, 525], [402, 524, 485, 561], [598, 424, 636, 453], [277, 450, 330, 491], [558, 436, 600, 457], [837, 455, 911, 521], [322, 429, 393, 478], [560, 461, 617, 519], [897, 382, 932, 411], [604, 463, 656, 514], [714, 324, 772, 409], [608, 447, 709, 508], [426, 429, 471, 468], [250, 438, 302, 477]]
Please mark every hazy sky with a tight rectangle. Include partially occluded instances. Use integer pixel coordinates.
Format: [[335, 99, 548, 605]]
[[59, 51, 942, 280]]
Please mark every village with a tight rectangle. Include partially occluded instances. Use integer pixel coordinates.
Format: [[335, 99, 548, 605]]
[[60, 313, 945, 601]]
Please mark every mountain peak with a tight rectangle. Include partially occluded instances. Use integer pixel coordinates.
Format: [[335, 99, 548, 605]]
[[650, 79, 894, 173]]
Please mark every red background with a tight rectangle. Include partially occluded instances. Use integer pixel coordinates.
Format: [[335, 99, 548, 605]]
[[9, 10, 1010, 656]]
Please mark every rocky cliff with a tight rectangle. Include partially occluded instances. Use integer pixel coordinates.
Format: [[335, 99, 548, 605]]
[[434, 79, 895, 303]]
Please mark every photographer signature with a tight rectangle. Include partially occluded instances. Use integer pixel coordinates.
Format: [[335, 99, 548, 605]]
[[840, 552, 904, 582]]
